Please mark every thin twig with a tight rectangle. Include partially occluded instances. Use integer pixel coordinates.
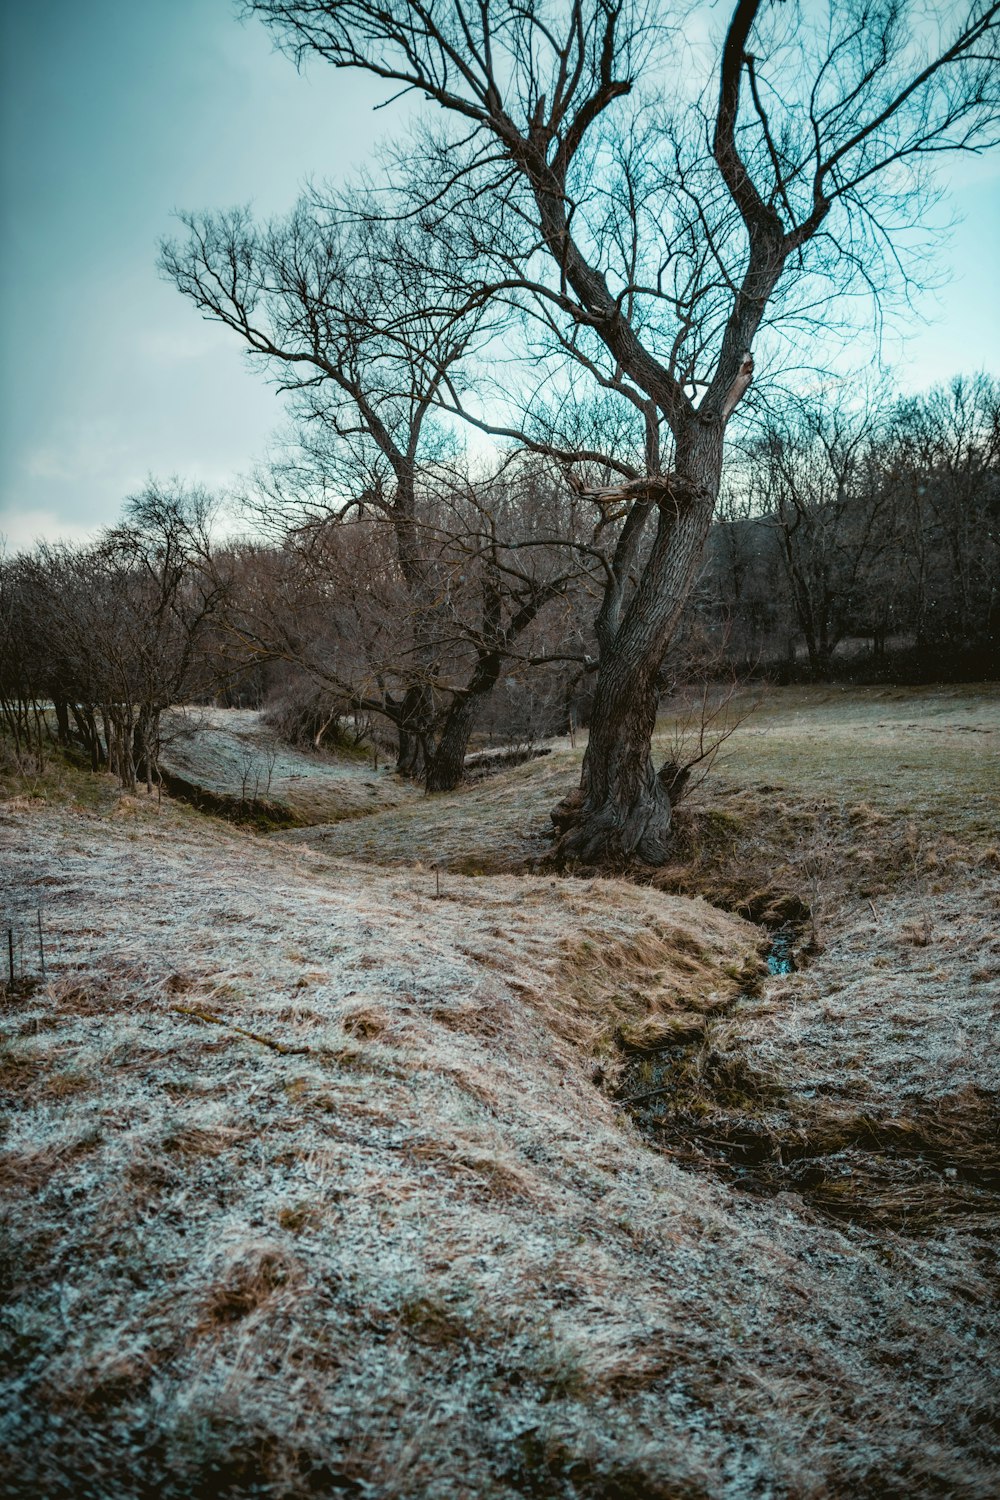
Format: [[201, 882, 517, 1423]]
[[614, 1083, 677, 1108], [171, 1004, 312, 1056]]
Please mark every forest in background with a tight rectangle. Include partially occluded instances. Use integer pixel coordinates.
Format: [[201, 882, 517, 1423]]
[[2, 370, 997, 799]]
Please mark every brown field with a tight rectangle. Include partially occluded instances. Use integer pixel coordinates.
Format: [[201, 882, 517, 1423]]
[[1, 684, 998, 1498]]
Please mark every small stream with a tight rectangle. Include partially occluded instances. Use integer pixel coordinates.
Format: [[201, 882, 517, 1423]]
[[615, 925, 997, 1238], [765, 927, 796, 976]]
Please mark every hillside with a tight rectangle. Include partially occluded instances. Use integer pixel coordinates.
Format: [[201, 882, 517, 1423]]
[[1, 686, 999, 1498], [158, 708, 422, 826]]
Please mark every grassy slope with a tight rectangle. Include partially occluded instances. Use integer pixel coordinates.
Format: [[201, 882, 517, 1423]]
[[286, 684, 1000, 877], [705, 683, 999, 840], [158, 708, 422, 825], [1, 688, 999, 1498]]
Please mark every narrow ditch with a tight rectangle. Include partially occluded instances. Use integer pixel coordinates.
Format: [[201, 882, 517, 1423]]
[[764, 925, 796, 976], [155, 768, 301, 829], [615, 930, 1000, 1247]]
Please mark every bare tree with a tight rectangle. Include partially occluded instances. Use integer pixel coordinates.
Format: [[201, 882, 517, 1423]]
[[162, 205, 593, 788], [0, 550, 50, 773], [243, 0, 1000, 859], [110, 483, 229, 788], [15, 484, 226, 791], [745, 389, 892, 676], [237, 452, 599, 787], [890, 374, 1000, 652]]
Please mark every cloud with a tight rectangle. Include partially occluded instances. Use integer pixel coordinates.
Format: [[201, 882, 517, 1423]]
[[136, 324, 223, 363], [0, 508, 99, 553]]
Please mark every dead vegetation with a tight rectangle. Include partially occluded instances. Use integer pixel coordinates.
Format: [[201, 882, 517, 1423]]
[[1, 686, 999, 1497], [158, 707, 421, 827], [592, 688, 1000, 1253]]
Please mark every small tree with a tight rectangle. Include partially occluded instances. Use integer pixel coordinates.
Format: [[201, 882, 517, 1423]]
[[17, 484, 225, 791], [110, 483, 228, 788]]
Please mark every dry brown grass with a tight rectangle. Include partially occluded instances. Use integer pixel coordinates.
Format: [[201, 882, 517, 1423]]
[[2, 691, 999, 1499], [197, 1243, 308, 1333]]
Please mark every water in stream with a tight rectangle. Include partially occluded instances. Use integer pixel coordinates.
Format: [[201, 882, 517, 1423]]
[[766, 928, 796, 975]]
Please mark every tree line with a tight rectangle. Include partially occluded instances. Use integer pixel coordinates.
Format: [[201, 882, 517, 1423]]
[[699, 374, 1000, 680], [3, 371, 996, 796]]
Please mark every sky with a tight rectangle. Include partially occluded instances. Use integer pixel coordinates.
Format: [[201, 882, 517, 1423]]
[[0, 0, 396, 550], [1, 0, 999, 552]]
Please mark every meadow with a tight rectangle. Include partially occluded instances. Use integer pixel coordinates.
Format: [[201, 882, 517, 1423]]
[[1, 685, 997, 1499]]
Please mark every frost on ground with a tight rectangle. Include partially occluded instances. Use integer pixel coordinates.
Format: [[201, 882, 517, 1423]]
[[2, 792, 998, 1499], [159, 709, 420, 824], [628, 869, 1000, 1246], [284, 743, 581, 871], [739, 877, 1000, 1104]]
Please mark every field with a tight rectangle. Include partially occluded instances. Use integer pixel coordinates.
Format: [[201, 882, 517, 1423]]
[[157, 707, 422, 826], [1, 686, 998, 1498]]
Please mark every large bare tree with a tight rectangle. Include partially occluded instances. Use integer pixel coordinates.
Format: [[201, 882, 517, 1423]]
[[162, 207, 592, 786], [245, 0, 1000, 858]]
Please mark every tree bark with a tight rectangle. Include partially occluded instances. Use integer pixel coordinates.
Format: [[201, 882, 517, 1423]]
[[557, 426, 725, 863], [133, 706, 160, 794], [424, 695, 478, 792], [560, 651, 670, 861], [424, 650, 505, 793], [54, 698, 70, 745], [394, 684, 431, 781]]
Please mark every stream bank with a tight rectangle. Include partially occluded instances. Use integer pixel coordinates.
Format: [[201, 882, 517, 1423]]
[[615, 894, 1000, 1254]]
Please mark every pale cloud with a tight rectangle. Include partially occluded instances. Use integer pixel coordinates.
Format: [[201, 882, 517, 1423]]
[[0, 509, 99, 553], [136, 324, 223, 363]]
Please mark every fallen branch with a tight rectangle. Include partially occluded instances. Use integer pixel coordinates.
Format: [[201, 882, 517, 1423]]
[[614, 1082, 677, 1108], [171, 1004, 312, 1056]]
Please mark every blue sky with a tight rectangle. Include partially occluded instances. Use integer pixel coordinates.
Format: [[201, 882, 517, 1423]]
[[1, 0, 998, 549], [0, 0, 392, 548]]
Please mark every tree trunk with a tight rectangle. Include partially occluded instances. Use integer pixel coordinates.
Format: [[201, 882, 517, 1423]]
[[561, 653, 670, 861], [424, 652, 504, 793], [389, 488, 440, 784], [133, 706, 159, 793], [424, 696, 478, 792], [54, 699, 70, 745], [556, 427, 724, 864], [395, 684, 431, 781], [802, 627, 821, 678]]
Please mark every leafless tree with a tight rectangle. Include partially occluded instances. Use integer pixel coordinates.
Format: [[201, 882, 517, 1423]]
[[890, 374, 1000, 651], [243, 0, 1000, 859], [744, 388, 892, 676], [162, 206, 595, 788], [111, 483, 229, 787], [14, 484, 227, 791], [0, 550, 50, 772]]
